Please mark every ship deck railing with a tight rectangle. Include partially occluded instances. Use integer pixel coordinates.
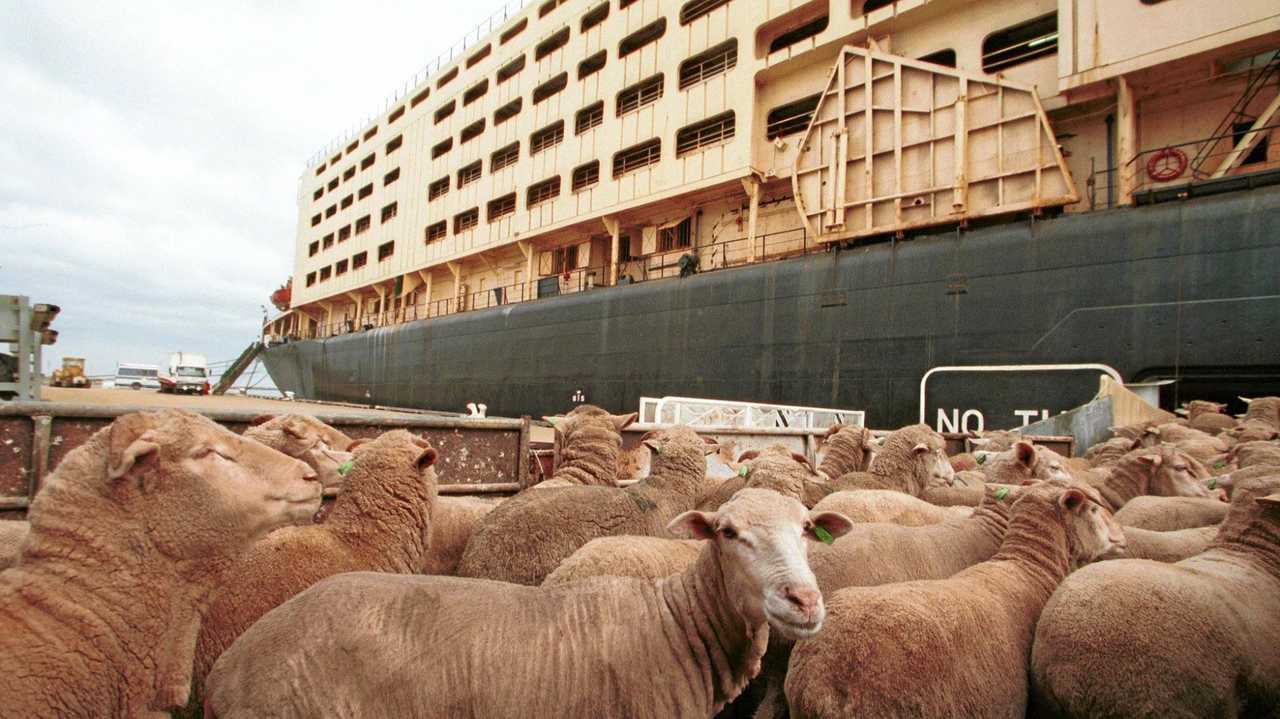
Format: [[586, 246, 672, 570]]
[[285, 226, 825, 341]]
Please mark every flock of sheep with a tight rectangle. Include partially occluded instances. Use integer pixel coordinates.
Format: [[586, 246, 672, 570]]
[[0, 397, 1276, 718]]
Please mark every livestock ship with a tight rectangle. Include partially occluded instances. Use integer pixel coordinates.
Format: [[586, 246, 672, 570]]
[[260, 0, 1280, 429]]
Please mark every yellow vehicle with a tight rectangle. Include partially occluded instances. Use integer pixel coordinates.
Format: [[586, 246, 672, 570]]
[[51, 357, 89, 388]]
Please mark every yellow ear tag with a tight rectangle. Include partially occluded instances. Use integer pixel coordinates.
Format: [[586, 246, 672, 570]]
[[814, 526, 835, 545], [994, 487, 1010, 500]]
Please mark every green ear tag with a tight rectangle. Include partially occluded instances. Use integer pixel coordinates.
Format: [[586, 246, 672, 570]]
[[814, 525, 835, 545], [994, 487, 1010, 500], [337, 459, 355, 477], [1207, 478, 1217, 490], [976, 454, 986, 465], [738, 466, 749, 477], [1214, 461, 1226, 469]]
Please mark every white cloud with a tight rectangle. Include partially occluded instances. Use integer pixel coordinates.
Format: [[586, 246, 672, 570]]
[[0, 0, 501, 377]]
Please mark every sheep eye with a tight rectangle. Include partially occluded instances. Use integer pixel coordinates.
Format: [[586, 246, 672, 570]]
[[719, 526, 738, 540], [1174, 465, 1187, 471]]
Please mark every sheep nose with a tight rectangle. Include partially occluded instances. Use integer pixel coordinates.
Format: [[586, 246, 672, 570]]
[[1214, 488, 1229, 502], [300, 465, 319, 482], [783, 585, 820, 615]]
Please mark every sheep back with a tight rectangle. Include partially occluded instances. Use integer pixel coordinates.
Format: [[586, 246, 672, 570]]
[[0, 520, 27, 571], [543, 536, 702, 585], [812, 490, 971, 527], [1112, 496, 1229, 531]]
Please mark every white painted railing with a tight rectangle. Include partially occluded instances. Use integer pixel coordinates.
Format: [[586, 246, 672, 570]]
[[639, 396, 865, 430]]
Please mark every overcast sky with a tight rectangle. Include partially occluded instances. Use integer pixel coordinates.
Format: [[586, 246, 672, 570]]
[[0, 0, 501, 377]]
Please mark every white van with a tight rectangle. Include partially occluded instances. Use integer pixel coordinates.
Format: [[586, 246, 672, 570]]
[[114, 363, 161, 391]]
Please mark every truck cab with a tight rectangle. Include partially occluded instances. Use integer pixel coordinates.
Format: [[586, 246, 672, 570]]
[[159, 352, 209, 395]]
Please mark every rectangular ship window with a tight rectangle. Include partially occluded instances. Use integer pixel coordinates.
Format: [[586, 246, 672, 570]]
[[388, 106, 405, 123], [308, 241, 319, 257], [613, 138, 661, 177], [500, 18, 527, 45], [378, 241, 394, 261], [575, 101, 604, 135], [346, 140, 358, 155], [313, 188, 323, 201], [311, 214, 321, 227], [533, 73, 568, 104], [618, 18, 666, 59], [435, 100, 456, 124], [323, 233, 334, 249], [617, 74, 663, 116], [676, 111, 735, 156], [535, 27, 570, 62], [429, 176, 450, 201], [491, 142, 520, 171], [531, 121, 565, 155], [386, 135, 403, 154], [679, 41, 737, 89], [352, 251, 367, 269], [411, 88, 430, 107], [320, 265, 332, 281], [363, 126, 378, 141], [432, 138, 454, 159], [454, 207, 479, 233], [463, 79, 489, 106], [325, 204, 336, 218], [982, 13, 1057, 73], [766, 94, 820, 139], [338, 225, 351, 242], [343, 166, 356, 181], [466, 44, 492, 69], [527, 176, 561, 207], [680, 0, 732, 24], [918, 48, 956, 67], [436, 66, 458, 89], [578, 50, 606, 80], [659, 217, 692, 251], [461, 119, 486, 144], [340, 194, 353, 209], [458, 160, 483, 188], [355, 215, 371, 234], [358, 183, 373, 200], [380, 202, 398, 223], [572, 161, 600, 191], [361, 153, 375, 170], [581, 2, 609, 31], [328, 178, 339, 191], [768, 14, 828, 54], [335, 258, 348, 275], [488, 192, 516, 221], [306, 271, 316, 287], [497, 55, 526, 84], [495, 98, 523, 125], [425, 221, 447, 243], [383, 168, 400, 186]]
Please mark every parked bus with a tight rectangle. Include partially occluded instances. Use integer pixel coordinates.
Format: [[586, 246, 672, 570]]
[[114, 363, 160, 391]]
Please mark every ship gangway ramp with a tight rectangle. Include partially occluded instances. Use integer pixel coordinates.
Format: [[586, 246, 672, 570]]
[[211, 342, 264, 396], [792, 45, 1078, 244]]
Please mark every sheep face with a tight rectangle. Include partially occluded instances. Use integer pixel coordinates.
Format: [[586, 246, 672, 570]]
[[110, 410, 321, 560], [917, 442, 955, 487], [1229, 420, 1280, 444], [1146, 447, 1218, 500], [670, 489, 852, 640], [984, 442, 1072, 484], [246, 414, 356, 491], [1055, 485, 1126, 564]]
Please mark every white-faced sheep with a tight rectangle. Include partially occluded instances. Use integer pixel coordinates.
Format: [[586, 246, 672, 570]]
[[786, 482, 1123, 719], [815, 424, 876, 478], [928, 441, 1073, 507], [1030, 470, 1280, 718], [1229, 440, 1280, 470], [1227, 419, 1280, 443], [1112, 495, 1230, 531], [828, 424, 953, 496], [1241, 395, 1280, 428], [0, 409, 320, 718], [456, 425, 715, 585], [244, 413, 355, 490], [1084, 436, 1139, 467], [204, 489, 854, 719], [186, 429, 440, 712], [0, 520, 25, 571], [696, 444, 826, 511], [1083, 445, 1216, 511], [1178, 400, 1236, 435], [537, 404, 638, 488]]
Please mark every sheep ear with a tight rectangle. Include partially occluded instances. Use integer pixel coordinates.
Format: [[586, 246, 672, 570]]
[[1175, 407, 1188, 416], [611, 412, 639, 432], [416, 447, 438, 470], [347, 438, 369, 451], [107, 413, 161, 481], [542, 416, 561, 427], [912, 442, 931, 455], [668, 510, 716, 539], [807, 511, 854, 541], [823, 424, 843, 440], [1239, 396, 1255, 404], [969, 437, 991, 448], [1015, 441, 1036, 467], [1255, 493, 1280, 509], [701, 437, 720, 456], [737, 449, 761, 463], [250, 414, 276, 427], [1059, 488, 1087, 513]]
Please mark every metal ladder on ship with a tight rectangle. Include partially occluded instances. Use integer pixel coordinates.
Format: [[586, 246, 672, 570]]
[[211, 342, 263, 395], [1189, 49, 1280, 179]]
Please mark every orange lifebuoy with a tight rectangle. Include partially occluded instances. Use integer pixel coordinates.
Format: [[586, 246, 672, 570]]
[[1146, 147, 1187, 183]]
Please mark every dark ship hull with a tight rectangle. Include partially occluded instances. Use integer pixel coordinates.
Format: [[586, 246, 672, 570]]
[[262, 180, 1280, 428]]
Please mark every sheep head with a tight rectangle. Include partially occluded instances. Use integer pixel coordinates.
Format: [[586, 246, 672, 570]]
[[983, 441, 1073, 485], [735, 445, 820, 501], [324, 430, 439, 544], [107, 409, 320, 562], [1038, 483, 1126, 566], [1135, 446, 1220, 500], [668, 488, 852, 640], [245, 414, 356, 491]]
